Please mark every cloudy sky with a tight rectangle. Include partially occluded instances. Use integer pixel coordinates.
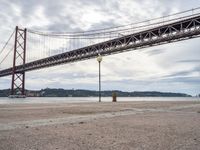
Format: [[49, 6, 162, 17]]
[[0, 0, 200, 95]]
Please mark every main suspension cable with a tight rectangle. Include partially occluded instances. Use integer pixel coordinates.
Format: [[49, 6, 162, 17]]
[[0, 29, 15, 56], [0, 46, 13, 66]]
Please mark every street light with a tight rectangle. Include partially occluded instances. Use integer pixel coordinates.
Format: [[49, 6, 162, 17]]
[[97, 54, 102, 102]]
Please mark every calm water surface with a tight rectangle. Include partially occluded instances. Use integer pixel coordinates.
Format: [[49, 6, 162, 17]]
[[0, 97, 199, 104]]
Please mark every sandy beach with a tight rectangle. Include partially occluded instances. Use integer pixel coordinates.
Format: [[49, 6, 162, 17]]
[[0, 101, 200, 150]]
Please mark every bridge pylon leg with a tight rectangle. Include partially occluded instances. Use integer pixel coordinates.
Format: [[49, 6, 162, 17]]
[[10, 26, 27, 98]]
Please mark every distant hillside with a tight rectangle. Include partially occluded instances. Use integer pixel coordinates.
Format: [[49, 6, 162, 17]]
[[0, 88, 192, 97]]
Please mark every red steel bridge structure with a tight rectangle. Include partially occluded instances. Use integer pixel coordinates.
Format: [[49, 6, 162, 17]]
[[0, 8, 200, 97]]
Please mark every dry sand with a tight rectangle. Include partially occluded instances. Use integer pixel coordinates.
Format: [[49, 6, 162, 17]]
[[0, 101, 200, 150]]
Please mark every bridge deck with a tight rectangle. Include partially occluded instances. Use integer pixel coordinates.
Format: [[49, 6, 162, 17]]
[[0, 15, 200, 77]]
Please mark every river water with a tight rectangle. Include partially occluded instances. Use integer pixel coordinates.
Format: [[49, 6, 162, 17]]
[[0, 97, 199, 104]]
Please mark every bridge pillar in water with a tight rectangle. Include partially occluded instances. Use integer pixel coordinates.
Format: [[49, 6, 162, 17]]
[[10, 26, 27, 97]]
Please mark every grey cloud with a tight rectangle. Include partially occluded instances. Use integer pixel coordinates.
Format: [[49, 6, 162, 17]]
[[29, 71, 98, 79], [177, 59, 200, 63], [102, 76, 200, 95], [173, 77, 200, 84], [162, 71, 194, 78], [158, 66, 200, 84], [47, 21, 82, 33], [145, 48, 166, 56], [88, 20, 119, 31]]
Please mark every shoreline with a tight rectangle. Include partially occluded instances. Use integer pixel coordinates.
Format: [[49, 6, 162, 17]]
[[0, 97, 199, 105]]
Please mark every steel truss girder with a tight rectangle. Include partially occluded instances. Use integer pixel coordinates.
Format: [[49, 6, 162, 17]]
[[0, 15, 200, 77]]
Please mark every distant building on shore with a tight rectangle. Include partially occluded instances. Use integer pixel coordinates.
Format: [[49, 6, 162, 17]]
[[26, 91, 40, 97]]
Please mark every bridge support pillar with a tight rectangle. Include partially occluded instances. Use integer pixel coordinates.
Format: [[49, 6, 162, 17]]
[[10, 26, 27, 98]]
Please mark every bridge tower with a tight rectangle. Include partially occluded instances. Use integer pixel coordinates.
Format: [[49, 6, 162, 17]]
[[10, 26, 27, 97]]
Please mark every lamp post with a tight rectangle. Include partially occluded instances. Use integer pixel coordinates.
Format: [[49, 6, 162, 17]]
[[97, 54, 102, 102]]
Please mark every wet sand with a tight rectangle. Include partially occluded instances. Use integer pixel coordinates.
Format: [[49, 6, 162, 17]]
[[0, 101, 200, 150]]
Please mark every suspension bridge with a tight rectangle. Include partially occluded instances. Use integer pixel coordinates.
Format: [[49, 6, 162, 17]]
[[0, 8, 200, 97]]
